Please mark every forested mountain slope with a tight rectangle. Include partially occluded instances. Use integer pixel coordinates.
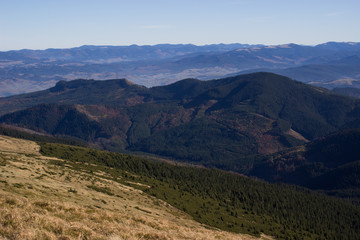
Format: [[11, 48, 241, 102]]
[[251, 129, 360, 200], [1, 72, 359, 173]]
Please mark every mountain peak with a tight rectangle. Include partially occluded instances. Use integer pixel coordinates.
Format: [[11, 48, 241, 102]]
[[264, 43, 298, 49], [49, 78, 140, 93]]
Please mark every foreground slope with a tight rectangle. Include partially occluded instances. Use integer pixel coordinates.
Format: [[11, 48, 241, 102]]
[[0, 135, 263, 240], [2, 134, 360, 239]]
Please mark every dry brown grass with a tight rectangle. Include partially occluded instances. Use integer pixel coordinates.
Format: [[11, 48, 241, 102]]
[[0, 135, 271, 240]]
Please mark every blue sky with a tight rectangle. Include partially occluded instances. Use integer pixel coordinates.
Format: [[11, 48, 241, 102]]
[[1, 0, 359, 50]]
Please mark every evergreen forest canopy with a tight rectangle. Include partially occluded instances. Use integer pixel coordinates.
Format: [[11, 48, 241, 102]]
[[37, 141, 360, 240]]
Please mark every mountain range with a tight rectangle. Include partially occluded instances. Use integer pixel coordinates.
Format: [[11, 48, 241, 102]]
[[1, 72, 360, 197], [1, 42, 360, 97], [236, 54, 360, 89], [0, 43, 258, 96]]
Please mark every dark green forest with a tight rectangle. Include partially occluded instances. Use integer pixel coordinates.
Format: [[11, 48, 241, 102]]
[[0, 124, 86, 146], [251, 129, 360, 200], [39, 142, 360, 240]]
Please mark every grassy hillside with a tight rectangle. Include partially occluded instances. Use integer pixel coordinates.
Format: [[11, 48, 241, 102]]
[[37, 140, 360, 240], [0, 135, 265, 240]]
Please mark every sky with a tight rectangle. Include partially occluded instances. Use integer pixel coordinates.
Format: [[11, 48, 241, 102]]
[[0, 0, 359, 51]]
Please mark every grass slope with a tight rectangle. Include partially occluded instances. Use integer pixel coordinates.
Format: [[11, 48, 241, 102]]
[[0, 135, 263, 240]]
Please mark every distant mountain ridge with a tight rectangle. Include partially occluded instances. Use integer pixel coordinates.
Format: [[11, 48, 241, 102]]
[[333, 87, 360, 98], [1, 42, 360, 97], [2, 43, 258, 63], [173, 42, 360, 68], [234, 54, 360, 89]]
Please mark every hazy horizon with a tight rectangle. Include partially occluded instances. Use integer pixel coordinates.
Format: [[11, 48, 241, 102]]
[[3, 41, 360, 52], [1, 0, 359, 51]]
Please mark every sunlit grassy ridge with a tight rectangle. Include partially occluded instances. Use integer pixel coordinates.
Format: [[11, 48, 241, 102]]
[[0, 135, 265, 240]]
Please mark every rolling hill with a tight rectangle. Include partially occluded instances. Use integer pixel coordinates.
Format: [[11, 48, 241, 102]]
[[271, 55, 360, 89], [232, 54, 360, 89]]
